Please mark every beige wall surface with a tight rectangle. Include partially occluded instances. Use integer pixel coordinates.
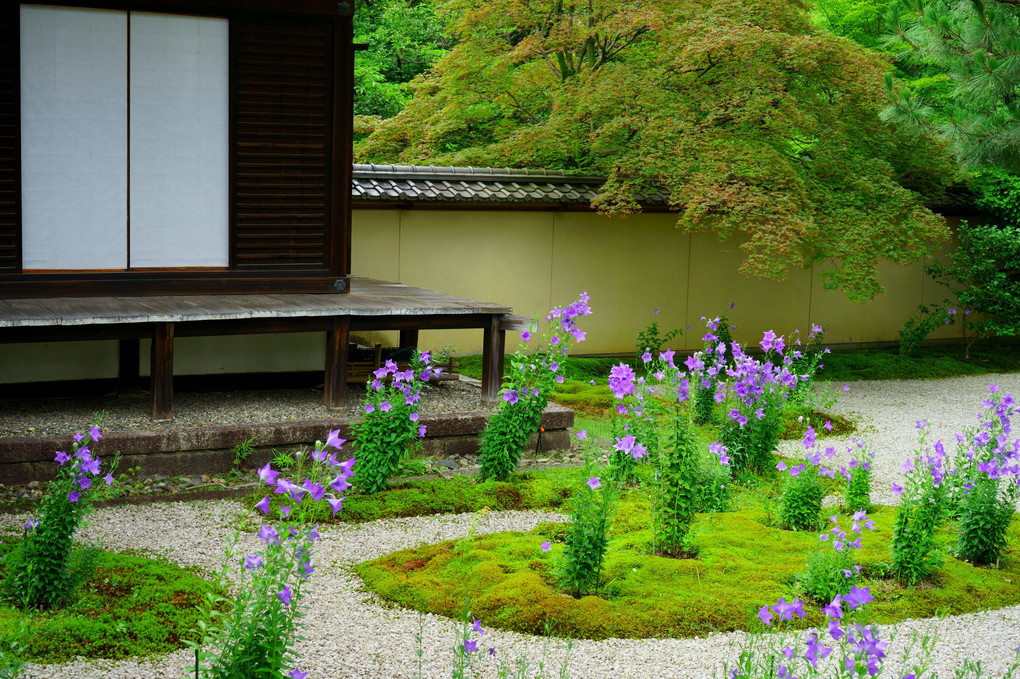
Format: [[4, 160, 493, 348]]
[[351, 209, 958, 355], [0, 208, 961, 384]]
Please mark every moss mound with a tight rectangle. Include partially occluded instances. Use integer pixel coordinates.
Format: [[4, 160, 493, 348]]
[[0, 547, 223, 662], [356, 502, 1020, 640]]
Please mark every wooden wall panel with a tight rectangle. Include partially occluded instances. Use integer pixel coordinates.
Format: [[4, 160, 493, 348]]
[[0, 5, 20, 274], [231, 19, 333, 271]]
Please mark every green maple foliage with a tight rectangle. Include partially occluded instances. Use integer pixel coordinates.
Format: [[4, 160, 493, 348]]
[[357, 0, 959, 300]]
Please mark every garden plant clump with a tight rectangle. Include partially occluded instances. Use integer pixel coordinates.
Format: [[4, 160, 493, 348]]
[[0, 425, 225, 674], [352, 349, 434, 494], [3, 425, 119, 610], [478, 293, 592, 482], [191, 433, 355, 678], [356, 312, 1020, 676]]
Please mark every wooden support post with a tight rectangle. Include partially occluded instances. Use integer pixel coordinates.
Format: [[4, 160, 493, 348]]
[[481, 314, 505, 401], [324, 316, 350, 408], [399, 328, 419, 350], [150, 323, 174, 420], [118, 338, 141, 395]]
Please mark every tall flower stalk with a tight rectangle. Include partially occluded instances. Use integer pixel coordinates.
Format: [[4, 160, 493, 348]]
[[5, 424, 117, 610], [479, 294, 592, 482], [353, 350, 433, 494], [190, 435, 354, 678], [890, 421, 949, 586]]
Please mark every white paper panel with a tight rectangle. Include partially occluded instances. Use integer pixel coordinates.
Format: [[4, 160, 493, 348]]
[[20, 6, 128, 270], [129, 13, 229, 268]]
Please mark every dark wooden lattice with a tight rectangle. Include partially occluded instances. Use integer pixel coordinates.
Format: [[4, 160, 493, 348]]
[[0, 5, 20, 274], [231, 19, 334, 270]]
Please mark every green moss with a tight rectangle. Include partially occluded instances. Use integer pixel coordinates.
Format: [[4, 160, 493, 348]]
[[461, 344, 1020, 389], [0, 546, 224, 662], [243, 469, 579, 524], [356, 501, 1020, 641], [820, 344, 1020, 382]]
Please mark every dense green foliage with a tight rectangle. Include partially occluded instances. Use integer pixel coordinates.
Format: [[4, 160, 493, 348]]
[[956, 475, 1015, 565], [845, 460, 873, 514], [721, 405, 783, 475], [778, 473, 824, 531], [0, 547, 220, 662], [357, 0, 957, 301], [890, 487, 945, 585], [883, 0, 1020, 172], [927, 222, 1020, 340], [478, 397, 547, 482], [354, 0, 450, 122]]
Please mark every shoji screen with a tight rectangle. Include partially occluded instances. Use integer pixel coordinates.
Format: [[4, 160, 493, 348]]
[[20, 6, 128, 270], [19, 6, 229, 271], [129, 13, 228, 268]]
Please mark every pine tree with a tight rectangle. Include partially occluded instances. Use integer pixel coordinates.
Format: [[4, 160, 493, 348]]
[[883, 0, 1020, 171]]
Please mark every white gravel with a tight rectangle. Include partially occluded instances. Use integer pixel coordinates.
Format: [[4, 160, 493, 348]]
[[7, 373, 1020, 679]]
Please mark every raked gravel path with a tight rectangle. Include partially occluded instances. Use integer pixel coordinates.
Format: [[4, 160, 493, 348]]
[[6, 373, 1020, 679]]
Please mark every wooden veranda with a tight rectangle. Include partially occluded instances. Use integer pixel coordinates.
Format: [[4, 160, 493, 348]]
[[0, 277, 524, 420]]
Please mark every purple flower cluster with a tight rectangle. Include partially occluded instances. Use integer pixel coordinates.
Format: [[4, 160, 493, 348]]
[[613, 433, 648, 460], [756, 587, 884, 677], [53, 425, 113, 503], [546, 293, 592, 346], [498, 294, 591, 408], [892, 420, 951, 499], [254, 435, 354, 520], [609, 363, 638, 400], [365, 355, 433, 439], [819, 511, 875, 557]]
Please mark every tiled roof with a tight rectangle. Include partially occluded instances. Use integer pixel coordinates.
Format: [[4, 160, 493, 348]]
[[351, 164, 670, 205], [350, 163, 978, 214]]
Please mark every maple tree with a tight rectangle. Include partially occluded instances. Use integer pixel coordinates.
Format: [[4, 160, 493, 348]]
[[357, 0, 960, 300]]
